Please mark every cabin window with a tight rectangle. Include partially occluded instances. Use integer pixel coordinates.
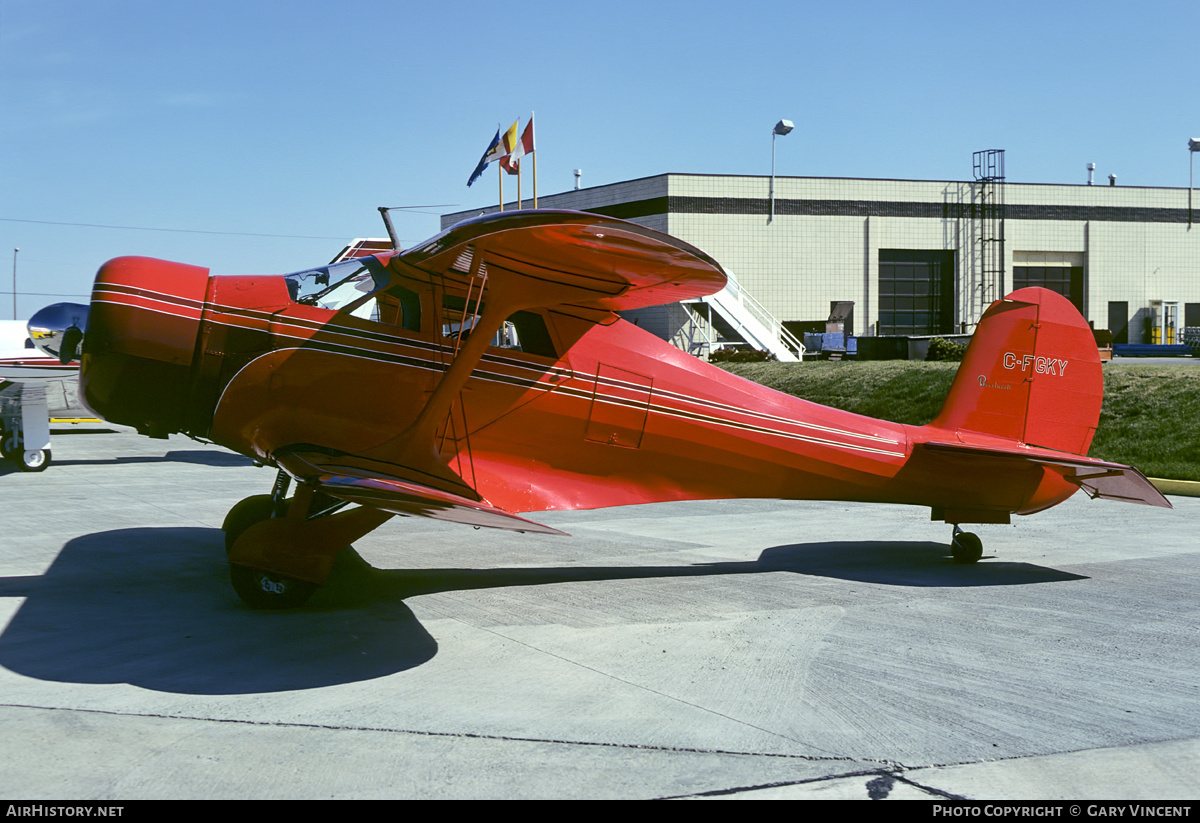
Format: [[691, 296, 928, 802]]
[[502, 311, 556, 357], [285, 257, 389, 316], [441, 294, 484, 340], [372, 284, 422, 331], [439, 294, 556, 357]]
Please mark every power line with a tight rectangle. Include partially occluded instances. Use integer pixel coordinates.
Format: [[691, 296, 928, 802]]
[[4, 291, 92, 298], [0, 216, 351, 241]]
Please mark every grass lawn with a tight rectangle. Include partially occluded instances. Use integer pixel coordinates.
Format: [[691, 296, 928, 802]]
[[719, 360, 1200, 481]]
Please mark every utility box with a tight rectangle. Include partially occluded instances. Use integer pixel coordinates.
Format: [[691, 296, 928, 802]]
[[826, 301, 854, 335]]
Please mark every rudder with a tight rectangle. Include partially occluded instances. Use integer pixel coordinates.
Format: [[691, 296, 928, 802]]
[[928, 287, 1102, 455]]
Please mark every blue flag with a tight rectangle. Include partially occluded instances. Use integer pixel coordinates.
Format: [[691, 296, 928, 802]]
[[467, 129, 501, 187]]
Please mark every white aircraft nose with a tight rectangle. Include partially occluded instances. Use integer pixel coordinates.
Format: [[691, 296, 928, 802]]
[[28, 302, 89, 364]]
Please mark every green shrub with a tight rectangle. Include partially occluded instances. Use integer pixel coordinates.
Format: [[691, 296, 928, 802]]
[[925, 337, 968, 361], [708, 347, 775, 363]]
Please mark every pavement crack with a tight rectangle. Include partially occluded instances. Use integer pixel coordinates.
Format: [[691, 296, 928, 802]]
[[888, 772, 969, 800], [659, 767, 969, 800], [0, 702, 866, 764]]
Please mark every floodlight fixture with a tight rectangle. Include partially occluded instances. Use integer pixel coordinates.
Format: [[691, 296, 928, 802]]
[[770, 119, 794, 223]]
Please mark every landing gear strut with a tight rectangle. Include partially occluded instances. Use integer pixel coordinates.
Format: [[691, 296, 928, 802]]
[[950, 526, 983, 564], [224, 471, 316, 609], [223, 469, 392, 610]]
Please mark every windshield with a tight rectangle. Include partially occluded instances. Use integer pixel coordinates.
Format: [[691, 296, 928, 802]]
[[284, 256, 389, 315]]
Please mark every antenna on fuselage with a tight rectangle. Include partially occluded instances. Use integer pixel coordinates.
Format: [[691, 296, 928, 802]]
[[378, 204, 459, 251], [378, 207, 401, 250]]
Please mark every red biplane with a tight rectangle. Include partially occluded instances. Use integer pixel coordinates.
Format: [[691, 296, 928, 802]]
[[72, 210, 1169, 608]]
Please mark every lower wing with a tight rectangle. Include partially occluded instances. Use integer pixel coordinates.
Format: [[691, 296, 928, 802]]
[[275, 448, 567, 535]]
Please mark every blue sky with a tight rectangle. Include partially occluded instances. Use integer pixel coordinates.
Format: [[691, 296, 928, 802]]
[[2, 0, 1198, 318]]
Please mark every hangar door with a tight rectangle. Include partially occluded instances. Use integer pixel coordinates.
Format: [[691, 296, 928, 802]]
[[1012, 252, 1085, 317], [878, 250, 955, 336]]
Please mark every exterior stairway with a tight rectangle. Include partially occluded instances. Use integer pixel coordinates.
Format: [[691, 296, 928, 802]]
[[681, 270, 804, 362]]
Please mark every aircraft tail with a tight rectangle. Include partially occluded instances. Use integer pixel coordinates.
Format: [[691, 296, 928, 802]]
[[928, 287, 1103, 455]]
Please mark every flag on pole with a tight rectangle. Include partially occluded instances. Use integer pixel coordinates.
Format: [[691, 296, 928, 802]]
[[498, 120, 520, 175], [500, 119, 519, 155], [512, 115, 535, 162], [467, 128, 502, 187], [503, 116, 535, 176], [506, 117, 535, 169]]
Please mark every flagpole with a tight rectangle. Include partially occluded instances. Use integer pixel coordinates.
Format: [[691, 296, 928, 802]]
[[498, 161, 503, 212], [531, 111, 538, 208], [517, 163, 523, 209]]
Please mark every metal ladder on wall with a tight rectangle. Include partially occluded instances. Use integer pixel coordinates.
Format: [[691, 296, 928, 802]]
[[970, 149, 1007, 329]]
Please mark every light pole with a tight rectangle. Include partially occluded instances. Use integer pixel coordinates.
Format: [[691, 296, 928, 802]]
[[769, 119, 793, 223], [1189, 138, 1199, 227], [11, 248, 17, 320]]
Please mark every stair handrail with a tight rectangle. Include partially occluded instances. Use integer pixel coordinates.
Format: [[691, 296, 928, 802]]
[[714, 270, 805, 358]]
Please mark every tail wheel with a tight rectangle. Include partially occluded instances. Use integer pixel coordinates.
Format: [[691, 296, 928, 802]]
[[951, 529, 984, 563]]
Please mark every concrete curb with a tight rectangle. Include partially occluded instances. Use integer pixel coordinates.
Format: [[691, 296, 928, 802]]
[[1150, 478, 1200, 497]]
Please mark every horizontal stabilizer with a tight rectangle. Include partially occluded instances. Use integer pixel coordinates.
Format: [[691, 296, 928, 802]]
[[276, 449, 567, 535], [923, 441, 1172, 509]]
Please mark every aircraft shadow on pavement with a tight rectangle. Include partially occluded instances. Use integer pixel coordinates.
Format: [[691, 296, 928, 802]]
[[0, 528, 1084, 695], [0, 528, 436, 696], [49, 450, 255, 468], [348, 539, 1085, 600], [752, 541, 1088, 586]]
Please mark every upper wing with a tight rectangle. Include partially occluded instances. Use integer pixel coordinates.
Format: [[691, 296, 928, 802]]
[[396, 210, 728, 312], [923, 441, 1172, 508]]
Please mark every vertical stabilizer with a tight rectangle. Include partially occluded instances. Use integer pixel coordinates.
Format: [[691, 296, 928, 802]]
[[929, 287, 1102, 455]]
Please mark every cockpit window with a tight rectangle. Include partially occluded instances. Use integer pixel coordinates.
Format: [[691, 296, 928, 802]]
[[438, 294, 556, 357], [502, 311, 557, 357], [285, 256, 389, 317]]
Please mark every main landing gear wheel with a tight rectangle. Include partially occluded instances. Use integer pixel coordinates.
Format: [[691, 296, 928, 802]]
[[951, 527, 983, 564], [222, 494, 282, 554], [223, 493, 316, 609], [20, 449, 49, 472], [229, 564, 317, 610]]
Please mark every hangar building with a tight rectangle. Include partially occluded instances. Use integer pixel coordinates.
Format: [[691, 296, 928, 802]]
[[442, 164, 1200, 354]]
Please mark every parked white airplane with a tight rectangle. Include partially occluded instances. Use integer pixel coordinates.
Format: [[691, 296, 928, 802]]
[[0, 304, 90, 471]]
